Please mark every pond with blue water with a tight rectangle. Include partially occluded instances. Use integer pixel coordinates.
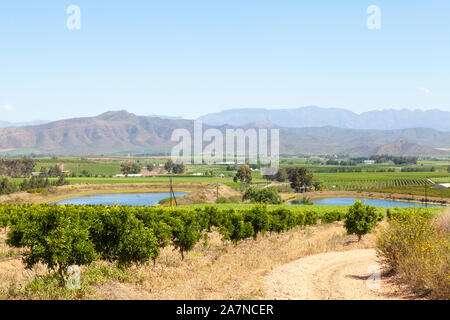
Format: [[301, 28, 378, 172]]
[[56, 192, 187, 206]]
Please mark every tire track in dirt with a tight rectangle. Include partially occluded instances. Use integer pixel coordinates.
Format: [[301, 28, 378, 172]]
[[264, 249, 411, 300]]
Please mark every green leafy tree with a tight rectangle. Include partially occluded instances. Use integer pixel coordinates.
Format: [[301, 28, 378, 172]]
[[40, 165, 62, 177], [269, 208, 297, 233], [218, 211, 254, 244], [287, 167, 313, 193], [344, 201, 379, 241], [54, 174, 69, 186], [242, 187, 282, 204], [7, 207, 98, 283], [134, 211, 173, 249], [304, 209, 318, 225], [0, 176, 18, 195], [0, 208, 9, 232], [244, 204, 270, 239], [313, 180, 323, 191], [275, 168, 289, 182], [169, 212, 202, 260], [120, 162, 142, 176], [233, 165, 252, 190], [321, 210, 344, 224], [172, 162, 185, 174], [164, 159, 175, 173], [0, 158, 36, 178], [90, 207, 159, 267]]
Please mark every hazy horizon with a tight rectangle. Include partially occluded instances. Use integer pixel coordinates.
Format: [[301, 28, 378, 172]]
[[1, 106, 449, 124]]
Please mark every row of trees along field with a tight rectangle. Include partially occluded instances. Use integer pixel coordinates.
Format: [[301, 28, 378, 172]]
[[164, 159, 185, 174], [119, 159, 186, 175], [0, 158, 65, 178], [0, 158, 36, 178], [0, 175, 69, 195], [261, 166, 321, 192], [0, 201, 388, 284], [0, 158, 71, 195]]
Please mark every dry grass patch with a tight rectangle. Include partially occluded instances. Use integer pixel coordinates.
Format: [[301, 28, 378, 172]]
[[91, 222, 376, 300]]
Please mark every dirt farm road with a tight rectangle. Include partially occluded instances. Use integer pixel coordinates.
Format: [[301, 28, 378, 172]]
[[264, 249, 412, 300]]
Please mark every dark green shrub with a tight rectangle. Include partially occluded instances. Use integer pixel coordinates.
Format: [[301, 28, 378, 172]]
[[218, 210, 254, 244], [0, 206, 10, 230], [321, 210, 343, 224], [344, 201, 379, 241], [295, 209, 306, 226], [304, 210, 318, 225], [377, 208, 387, 221], [216, 196, 228, 204], [0, 176, 17, 195], [269, 208, 297, 232], [90, 207, 159, 267], [268, 214, 285, 233], [136, 214, 172, 250], [244, 204, 270, 239], [242, 187, 282, 204], [168, 211, 202, 260], [7, 206, 98, 282]]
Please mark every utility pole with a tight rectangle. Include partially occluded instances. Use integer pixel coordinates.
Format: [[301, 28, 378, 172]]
[[169, 178, 172, 207], [169, 178, 177, 207], [425, 176, 428, 208]]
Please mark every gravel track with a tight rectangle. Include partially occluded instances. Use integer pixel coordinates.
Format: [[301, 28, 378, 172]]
[[265, 249, 409, 300]]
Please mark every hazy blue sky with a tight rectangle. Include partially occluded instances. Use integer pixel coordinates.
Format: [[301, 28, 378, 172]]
[[1, 1, 449, 122]]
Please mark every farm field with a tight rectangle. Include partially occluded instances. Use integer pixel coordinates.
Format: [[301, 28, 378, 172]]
[[5, 157, 449, 199], [368, 185, 450, 199], [11, 176, 267, 188], [34, 159, 122, 176], [314, 172, 450, 191]]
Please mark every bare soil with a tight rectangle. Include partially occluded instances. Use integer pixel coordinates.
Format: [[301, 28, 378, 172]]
[[175, 184, 241, 205], [264, 249, 414, 300]]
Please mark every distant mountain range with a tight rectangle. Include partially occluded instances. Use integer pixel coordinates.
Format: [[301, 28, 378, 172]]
[[0, 120, 50, 128], [198, 106, 450, 131], [147, 115, 184, 120], [0, 110, 449, 157]]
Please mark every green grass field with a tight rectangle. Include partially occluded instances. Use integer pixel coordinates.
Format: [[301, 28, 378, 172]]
[[35, 159, 122, 176], [10, 167, 449, 195], [3, 156, 450, 198], [11, 176, 268, 190], [368, 185, 450, 199], [314, 172, 450, 191]]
